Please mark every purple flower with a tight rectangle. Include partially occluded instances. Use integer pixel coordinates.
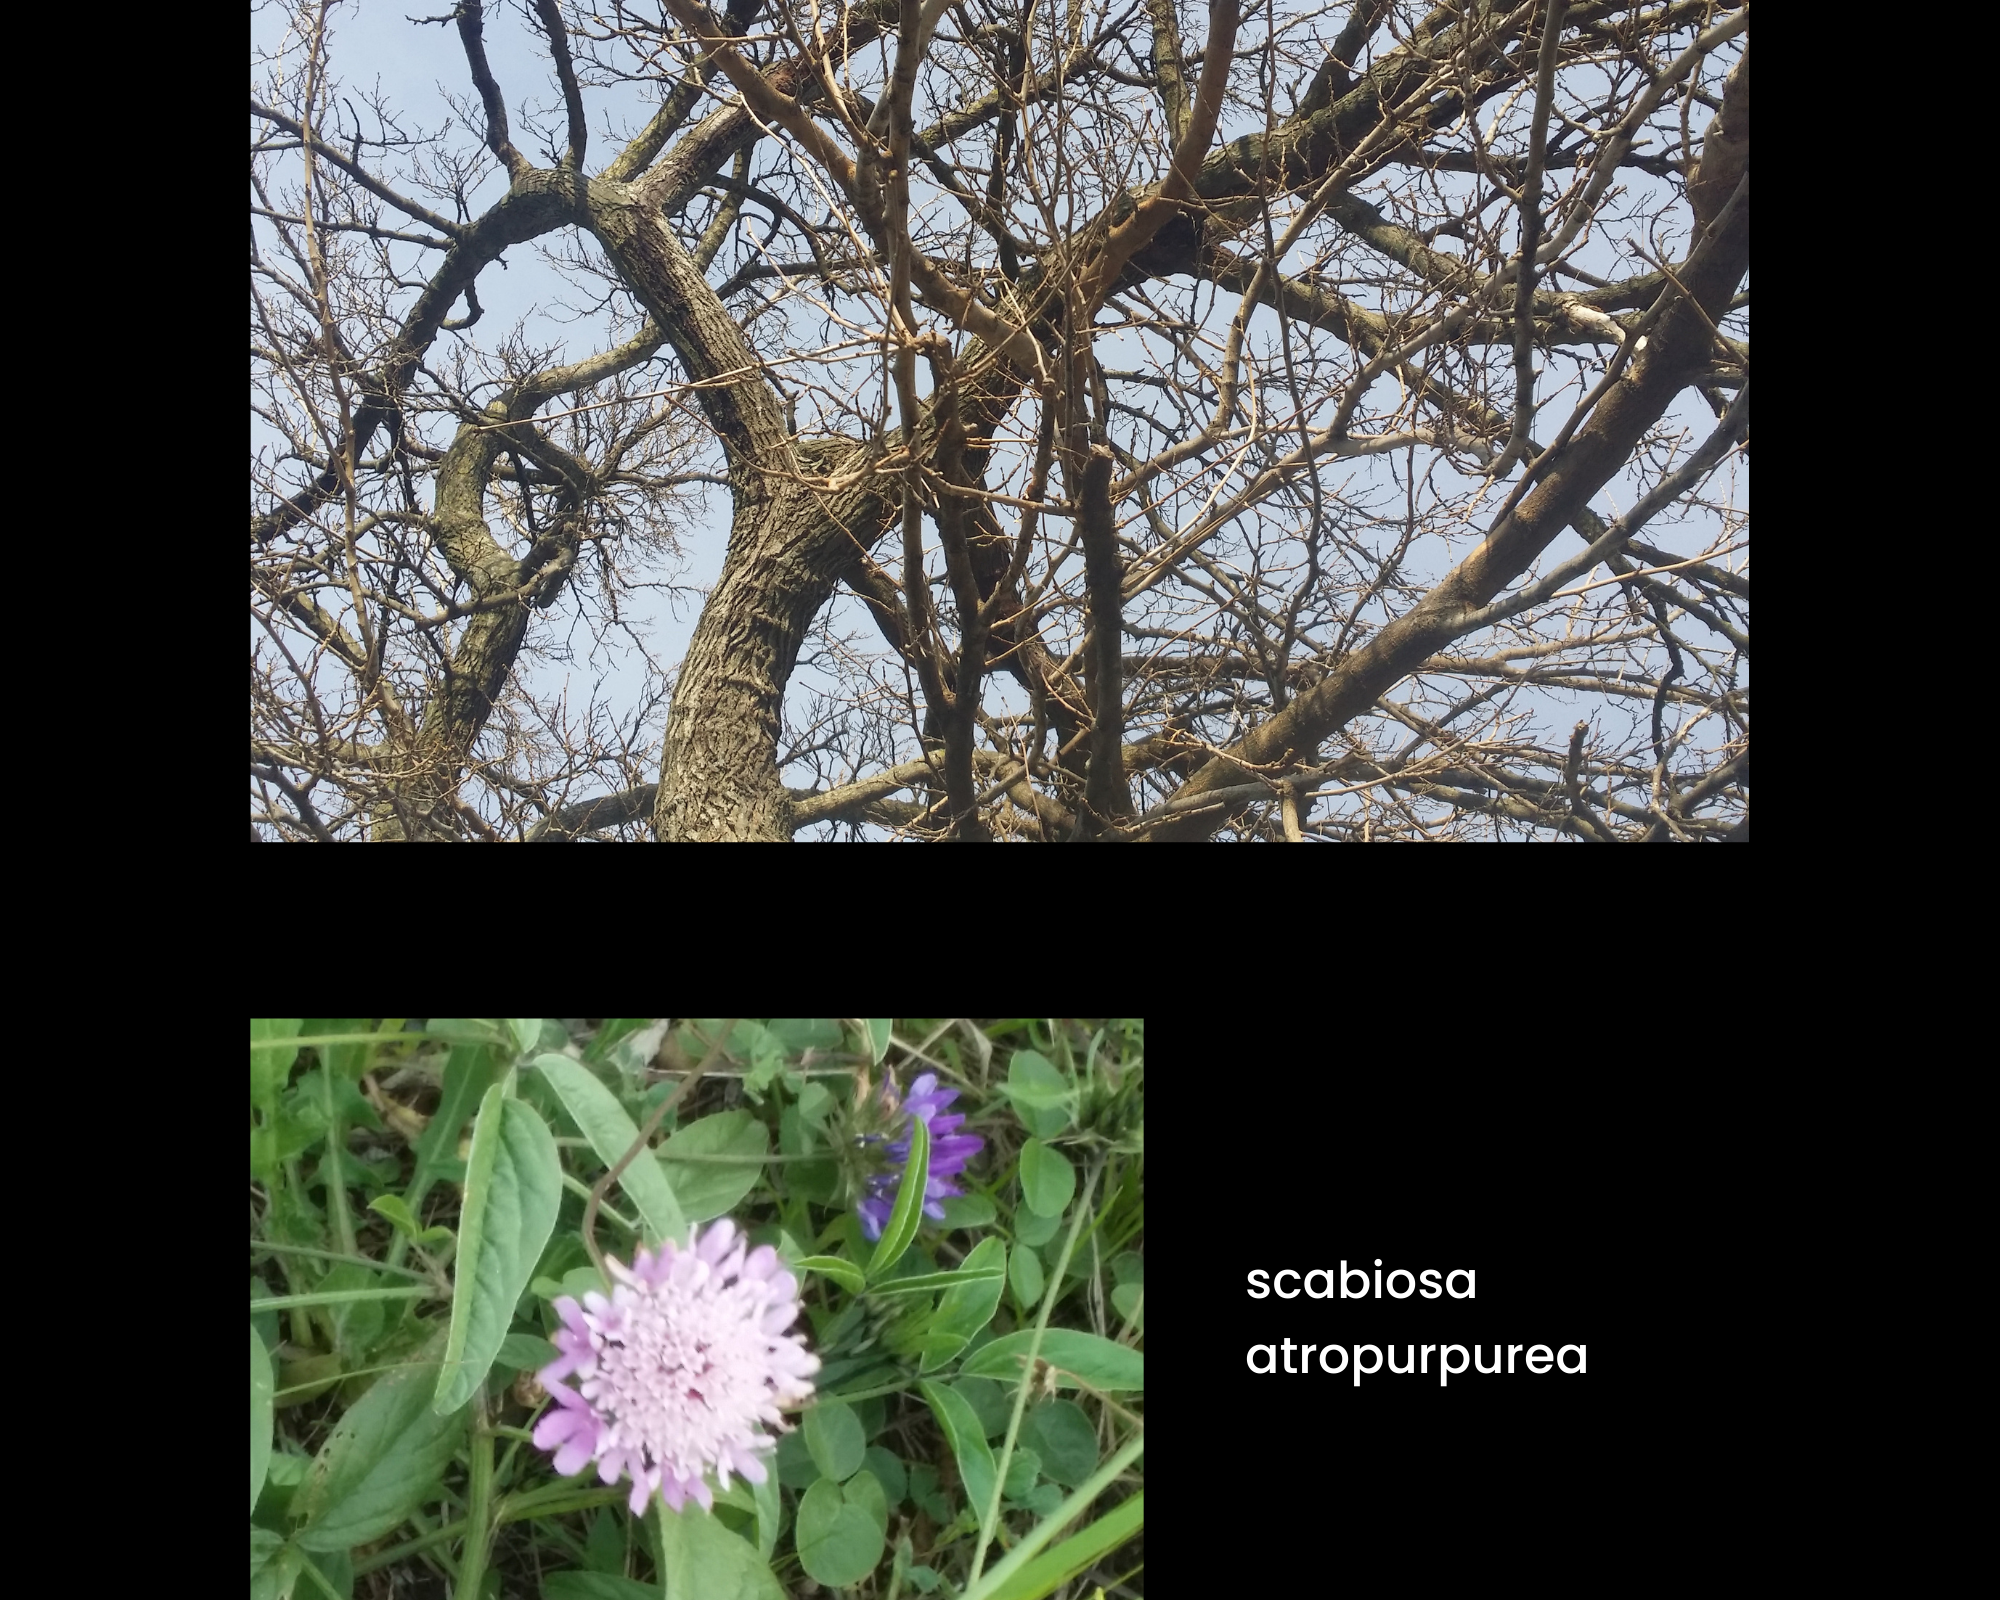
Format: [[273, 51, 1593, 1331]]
[[532, 1219, 819, 1514], [855, 1071, 984, 1242]]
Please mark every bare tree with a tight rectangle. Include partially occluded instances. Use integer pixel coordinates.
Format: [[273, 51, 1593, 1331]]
[[252, 0, 1748, 841]]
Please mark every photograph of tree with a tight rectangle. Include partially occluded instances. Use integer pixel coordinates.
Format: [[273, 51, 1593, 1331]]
[[252, 2, 1748, 841]]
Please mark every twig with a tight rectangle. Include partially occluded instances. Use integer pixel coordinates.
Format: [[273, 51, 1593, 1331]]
[[580, 1019, 739, 1276]]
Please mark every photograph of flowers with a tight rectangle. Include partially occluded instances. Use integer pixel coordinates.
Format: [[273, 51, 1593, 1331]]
[[251, 1019, 1144, 1600]]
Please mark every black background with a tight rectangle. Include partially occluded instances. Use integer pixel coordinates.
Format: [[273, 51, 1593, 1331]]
[[1147, 1078, 1685, 1583]]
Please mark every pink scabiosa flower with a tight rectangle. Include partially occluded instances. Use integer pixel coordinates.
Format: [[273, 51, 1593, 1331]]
[[853, 1071, 984, 1242], [532, 1219, 819, 1514]]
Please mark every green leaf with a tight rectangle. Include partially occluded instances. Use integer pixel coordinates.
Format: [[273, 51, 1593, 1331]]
[[368, 1194, 453, 1246], [1015, 1481, 1065, 1517], [293, 1336, 465, 1550], [1020, 1400, 1098, 1487], [803, 1397, 866, 1482], [765, 1018, 843, 1054], [250, 1019, 303, 1077], [1009, 1245, 1046, 1313], [932, 1237, 1007, 1339], [959, 1329, 1144, 1392], [250, 1527, 303, 1600], [415, 1040, 504, 1187], [918, 1379, 996, 1519], [978, 1489, 1144, 1600], [1017, 1138, 1076, 1217], [775, 1429, 817, 1489], [795, 1472, 889, 1588], [579, 1017, 666, 1069], [660, 1110, 770, 1221], [305, 1017, 374, 1082], [1111, 1282, 1144, 1329], [908, 1461, 948, 1522], [250, 1326, 274, 1514], [656, 1499, 788, 1600], [792, 1254, 867, 1296], [866, 1112, 929, 1282], [249, 1019, 302, 1183], [1002, 1052, 1072, 1139], [796, 1080, 836, 1129], [496, 1331, 556, 1372], [433, 1089, 561, 1414], [952, 1375, 1012, 1439], [862, 1445, 907, 1506], [1001, 1446, 1042, 1500], [922, 1236, 1008, 1372], [750, 1463, 783, 1559], [864, 1259, 1005, 1299], [845, 1466, 889, 1537], [542, 1575, 662, 1600], [534, 1054, 688, 1244], [946, 1194, 999, 1233], [728, 1020, 790, 1103]]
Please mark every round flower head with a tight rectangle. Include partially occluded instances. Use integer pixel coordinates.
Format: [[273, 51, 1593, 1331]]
[[532, 1219, 819, 1514], [855, 1071, 984, 1242]]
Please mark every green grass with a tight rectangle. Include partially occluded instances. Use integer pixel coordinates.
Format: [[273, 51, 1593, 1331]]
[[252, 1018, 1143, 1600]]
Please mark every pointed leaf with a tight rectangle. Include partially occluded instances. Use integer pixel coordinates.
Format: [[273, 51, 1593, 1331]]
[[412, 1040, 504, 1193], [863, 1019, 892, 1064], [433, 1089, 561, 1414], [918, 1379, 995, 1521], [980, 1489, 1144, 1600], [540, 1578, 658, 1600], [534, 1054, 687, 1244], [792, 1254, 867, 1296], [294, 1336, 465, 1550], [864, 1258, 1005, 1299], [867, 1113, 928, 1282], [959, 1329, 1144, 1392]]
